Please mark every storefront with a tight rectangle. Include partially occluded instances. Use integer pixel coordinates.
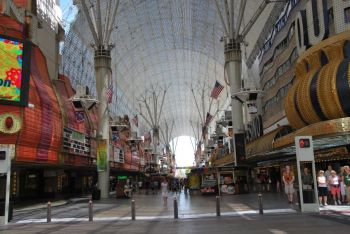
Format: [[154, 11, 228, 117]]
[[217, 169, 234, 195], [201, 172, 217, 195], [187, 171, 201, 194]]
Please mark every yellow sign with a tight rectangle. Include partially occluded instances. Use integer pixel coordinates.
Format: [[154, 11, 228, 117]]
[[188, 174, 201, 189], [97, 140, 107, 171]]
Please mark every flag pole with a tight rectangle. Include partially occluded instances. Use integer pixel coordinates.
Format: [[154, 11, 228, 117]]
[[208, 97, 213, 114]]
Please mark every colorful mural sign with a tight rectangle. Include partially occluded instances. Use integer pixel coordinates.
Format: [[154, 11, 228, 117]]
[[0, 34, 30, 106], [97, 140, 107, 171], [0, 37, 23, 102]]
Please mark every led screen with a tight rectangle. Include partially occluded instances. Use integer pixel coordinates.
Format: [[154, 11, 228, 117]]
[[0, 34, 30, 106]]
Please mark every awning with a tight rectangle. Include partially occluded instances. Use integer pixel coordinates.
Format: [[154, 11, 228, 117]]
[[274, 117, 350, 148], [246, 126, 291, 158], [246, 118, 350, 161]]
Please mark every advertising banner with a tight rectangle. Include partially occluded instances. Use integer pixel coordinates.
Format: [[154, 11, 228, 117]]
[[97, 140, 107, 171]]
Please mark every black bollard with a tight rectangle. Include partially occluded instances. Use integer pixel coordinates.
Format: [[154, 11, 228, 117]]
[[174, 197, 178, 219], [47, 201, 51, 223], [216, 196, 221, 216], [89, 200, 93, 222], [131, 200, 136, 220], [258, 193, 263, 214]]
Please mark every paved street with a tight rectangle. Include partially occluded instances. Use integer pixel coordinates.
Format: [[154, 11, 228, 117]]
[[1, 213, 350, 234]]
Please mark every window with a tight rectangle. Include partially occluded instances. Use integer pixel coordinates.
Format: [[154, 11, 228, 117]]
[[345, 7, 350, 23]]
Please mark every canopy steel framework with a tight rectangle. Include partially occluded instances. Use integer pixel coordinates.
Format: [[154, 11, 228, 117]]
[[61, 0, 281, 143]]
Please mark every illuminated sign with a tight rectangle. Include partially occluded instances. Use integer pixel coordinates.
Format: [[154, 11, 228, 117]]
[[299, 138, 311, 148], [0, 34, 31, 106], [62, 128, 90, 156], [0, 113, 22, 134]]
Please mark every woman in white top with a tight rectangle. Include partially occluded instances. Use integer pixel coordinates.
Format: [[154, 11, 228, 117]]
[[328, 170, 341, 205], [161, 178, 169, 206], [317, 170, 328, 206]]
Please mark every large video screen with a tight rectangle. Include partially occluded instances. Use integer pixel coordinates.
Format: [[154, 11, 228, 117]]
[[0, 34, 31, 106]]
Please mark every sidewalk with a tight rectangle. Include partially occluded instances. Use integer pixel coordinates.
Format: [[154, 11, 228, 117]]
[[13, 192, 118, 212], [14, 196, 92, 212]]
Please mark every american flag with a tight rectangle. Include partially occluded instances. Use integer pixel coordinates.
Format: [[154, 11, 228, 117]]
[[210, 80, 224, 99], [132, 115, 138, 127], [204, 112, 213, 126], [106, 82, 113, 103]]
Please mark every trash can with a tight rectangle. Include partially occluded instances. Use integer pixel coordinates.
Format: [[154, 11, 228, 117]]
[[92, 189, 101, 200]]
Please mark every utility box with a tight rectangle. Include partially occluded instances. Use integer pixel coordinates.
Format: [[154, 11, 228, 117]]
[[295, 136, 319, 213]]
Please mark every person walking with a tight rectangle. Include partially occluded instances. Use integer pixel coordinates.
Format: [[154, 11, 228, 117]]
[[317, 170, 328, 206], [328, 170, 341, 205], [161, 178, 169, 206], [138, 180, 143, 194], [282, 165, 295, 204]]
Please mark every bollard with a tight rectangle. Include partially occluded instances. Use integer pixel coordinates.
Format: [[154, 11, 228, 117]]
[[173, 196, 178, 219], [258, 193, 263, 214], [47, 201, 51, 223], [131, 200, 136, 220], [216, 196, 221, 216], [89, 200, 93, 222]]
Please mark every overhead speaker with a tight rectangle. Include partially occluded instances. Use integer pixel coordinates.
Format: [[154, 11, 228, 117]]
[[248, 92, 258, 101], [72, 100, 83, 109]]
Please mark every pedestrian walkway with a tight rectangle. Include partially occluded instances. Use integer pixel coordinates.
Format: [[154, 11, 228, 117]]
[[2, 213, 350, 234], [10, 191, 295, 224], [8, 190, 350, 224]]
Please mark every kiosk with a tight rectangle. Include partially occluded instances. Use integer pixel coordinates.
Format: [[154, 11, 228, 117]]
[[0, 148, 10, 225], [295, 136, 319, 213]]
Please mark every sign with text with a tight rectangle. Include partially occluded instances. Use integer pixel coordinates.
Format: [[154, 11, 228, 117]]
[[62, 128, 90, 156]]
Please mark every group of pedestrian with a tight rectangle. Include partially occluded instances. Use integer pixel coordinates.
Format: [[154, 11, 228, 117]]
[[281, 164, 350, 206], [317, 165, 350, 206]]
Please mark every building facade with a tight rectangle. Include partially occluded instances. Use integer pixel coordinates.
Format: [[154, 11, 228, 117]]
[[0, 1, 143, 201]]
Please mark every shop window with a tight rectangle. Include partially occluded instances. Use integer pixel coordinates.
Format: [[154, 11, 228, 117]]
[[344, 7, 350, 23]]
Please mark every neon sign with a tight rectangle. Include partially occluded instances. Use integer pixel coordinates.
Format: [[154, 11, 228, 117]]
[[0, 34, 31, 106]]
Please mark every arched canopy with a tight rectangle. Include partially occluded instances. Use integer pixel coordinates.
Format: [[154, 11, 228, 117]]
[[61, 0, 277, 139]]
